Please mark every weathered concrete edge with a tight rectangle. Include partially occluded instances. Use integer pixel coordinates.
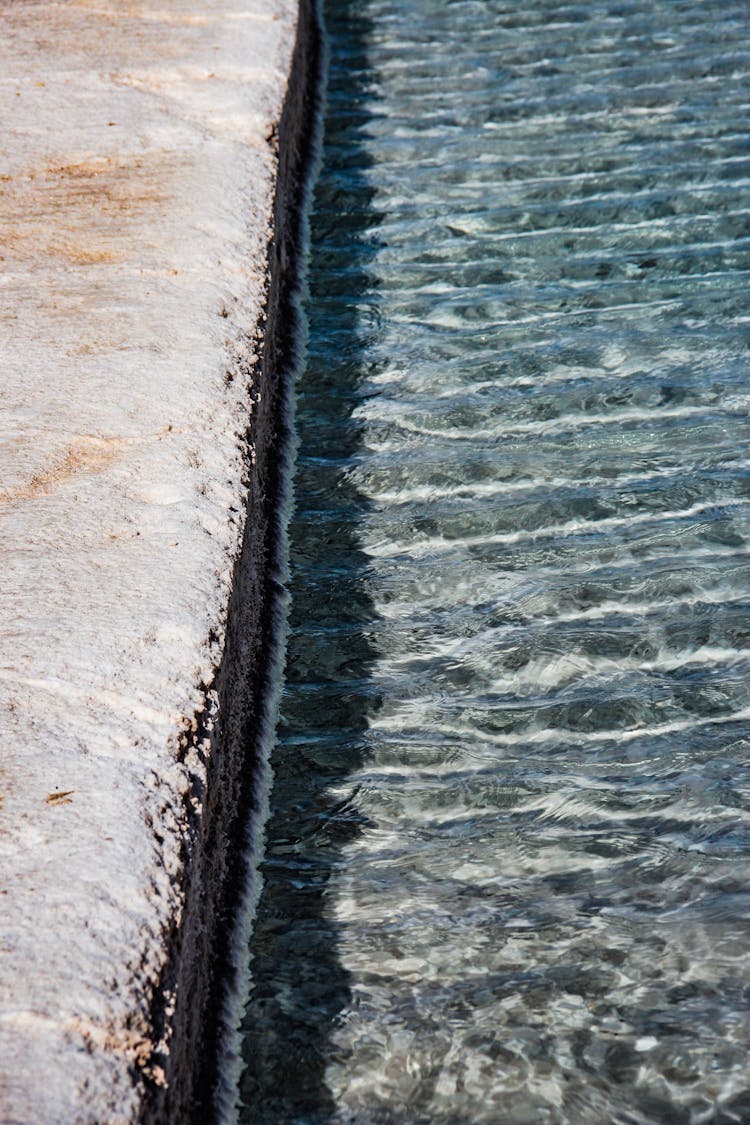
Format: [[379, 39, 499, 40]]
[[214, 4, 329, 1121], [140, 4, 325, 1121]]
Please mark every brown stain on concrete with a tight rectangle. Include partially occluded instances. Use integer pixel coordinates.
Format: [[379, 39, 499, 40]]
[[0, 152, 177, 267], [1, 0, 196, 70], [45, 791, 75, 805], [68, 1014, 162, 1085], [0, 437, 123, 505]]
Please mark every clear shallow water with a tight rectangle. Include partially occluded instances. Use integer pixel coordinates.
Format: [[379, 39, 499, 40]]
[[238, 1, 750, 1121]]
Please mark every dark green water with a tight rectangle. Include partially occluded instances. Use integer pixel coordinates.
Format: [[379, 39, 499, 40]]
[[238, 1, 750, 1120]]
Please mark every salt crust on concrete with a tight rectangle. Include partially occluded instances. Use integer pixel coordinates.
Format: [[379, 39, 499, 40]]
[[0, 2, 296, 1120]]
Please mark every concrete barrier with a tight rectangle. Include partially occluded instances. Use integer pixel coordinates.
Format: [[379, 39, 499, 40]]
[[0, 0, 321, 1120]]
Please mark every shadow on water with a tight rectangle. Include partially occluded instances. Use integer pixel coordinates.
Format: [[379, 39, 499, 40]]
[[239, 3, 381, 1120]]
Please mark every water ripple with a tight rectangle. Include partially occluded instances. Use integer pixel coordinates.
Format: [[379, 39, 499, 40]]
[[239, 0, 750, 1121]]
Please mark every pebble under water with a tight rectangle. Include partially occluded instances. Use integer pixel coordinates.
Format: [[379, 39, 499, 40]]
[[238, 1, 750, 1120]]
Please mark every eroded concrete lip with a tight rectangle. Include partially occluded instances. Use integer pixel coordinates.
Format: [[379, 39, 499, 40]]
[[0, 0, 313, 1120]]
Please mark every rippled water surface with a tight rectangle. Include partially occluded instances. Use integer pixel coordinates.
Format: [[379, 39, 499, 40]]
[[239, 1, 750, 1120]]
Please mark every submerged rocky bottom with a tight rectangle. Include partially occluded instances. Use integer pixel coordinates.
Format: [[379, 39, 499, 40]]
[[238, 0, 750, 1120]]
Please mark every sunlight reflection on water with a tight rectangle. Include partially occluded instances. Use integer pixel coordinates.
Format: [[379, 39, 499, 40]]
[[239, 1, 750, 1120]]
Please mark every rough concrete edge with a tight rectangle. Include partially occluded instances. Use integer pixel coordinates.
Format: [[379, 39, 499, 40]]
[[214, 6, 329, 1122], [139, 3, 325, 1121]]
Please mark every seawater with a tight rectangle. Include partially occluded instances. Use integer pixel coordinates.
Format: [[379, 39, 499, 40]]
[[239, 1, 750, 1120]]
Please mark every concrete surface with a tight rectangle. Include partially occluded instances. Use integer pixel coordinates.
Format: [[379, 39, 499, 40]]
[[0, 0, 312, 1119]]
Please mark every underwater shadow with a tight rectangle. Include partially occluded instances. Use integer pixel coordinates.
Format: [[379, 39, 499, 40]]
[[239, 2, 384, 1120]]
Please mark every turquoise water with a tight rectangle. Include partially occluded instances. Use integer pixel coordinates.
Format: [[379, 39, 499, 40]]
[[239, 1, 750, 1120]]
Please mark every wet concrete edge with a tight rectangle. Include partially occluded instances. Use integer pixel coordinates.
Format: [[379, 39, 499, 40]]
[[140, 4, 324, 1120]]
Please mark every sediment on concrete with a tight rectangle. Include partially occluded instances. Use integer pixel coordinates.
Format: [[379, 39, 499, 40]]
[[145, 3, 324, 1121], [0, 1, 321, 1121]]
